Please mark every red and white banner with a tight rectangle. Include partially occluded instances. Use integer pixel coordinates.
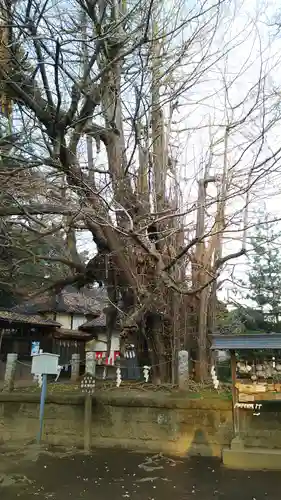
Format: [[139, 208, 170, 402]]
[[95, 351, 120, 365]]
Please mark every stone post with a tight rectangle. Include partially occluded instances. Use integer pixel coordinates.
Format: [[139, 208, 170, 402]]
[[85, 351, 96, 377], [4, 353, 18, 392], [178, 350, 189, 389], [71, 353, 80, 382], [84, 352, 96, 454]]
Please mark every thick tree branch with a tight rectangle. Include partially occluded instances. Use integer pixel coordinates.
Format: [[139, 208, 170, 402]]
[[0, 66, 57, 130], [14, 255, 86, 273], [27, 272, 88, 298], [215, 248, 246, 270], [0, 204, 84, 217], [163, 236, 201, 271]]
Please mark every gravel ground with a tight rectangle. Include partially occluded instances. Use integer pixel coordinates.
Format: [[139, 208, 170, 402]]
[[0, 446, 280, 500]]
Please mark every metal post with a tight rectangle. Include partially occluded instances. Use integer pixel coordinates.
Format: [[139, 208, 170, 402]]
[[37, 373, 47, 444], [0, 329, 4, 353]]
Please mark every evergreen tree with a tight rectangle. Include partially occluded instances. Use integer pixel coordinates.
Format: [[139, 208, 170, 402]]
[[246, 214, 281, 327]]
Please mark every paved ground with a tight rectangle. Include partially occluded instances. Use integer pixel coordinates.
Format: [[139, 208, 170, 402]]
[[0, 445, 280, 500]]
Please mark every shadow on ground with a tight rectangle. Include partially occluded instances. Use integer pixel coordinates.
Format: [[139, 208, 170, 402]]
[[0, 444, 279, 500]]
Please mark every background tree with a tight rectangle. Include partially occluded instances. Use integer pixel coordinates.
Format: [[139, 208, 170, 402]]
[[217, 305, 273, 335], [245, 214, 281, 329]]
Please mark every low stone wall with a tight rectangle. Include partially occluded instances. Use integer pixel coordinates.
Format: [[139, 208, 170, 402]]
[[0, 392, 280, 456]]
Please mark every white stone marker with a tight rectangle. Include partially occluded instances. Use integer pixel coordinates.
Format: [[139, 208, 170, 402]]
[[178, 350, 189, 389], [4, 353, 18, 392], [71, 353, 80, 382]]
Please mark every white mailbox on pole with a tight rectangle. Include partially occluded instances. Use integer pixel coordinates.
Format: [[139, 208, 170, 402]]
[[31, 353, 59, 375]]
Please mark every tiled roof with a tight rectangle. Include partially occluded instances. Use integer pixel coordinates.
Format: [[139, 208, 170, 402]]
[[14, 286, 107, 316], [210, 333, 281, 350], [79, 313, 106, 331], [52, 328, 94, 341], [0, 310, 61, 327], [79, 307, 123, 331]]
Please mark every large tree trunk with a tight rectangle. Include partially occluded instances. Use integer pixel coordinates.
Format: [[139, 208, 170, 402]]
[[146, 312, 171, 384], [0, 0, 248, 385]]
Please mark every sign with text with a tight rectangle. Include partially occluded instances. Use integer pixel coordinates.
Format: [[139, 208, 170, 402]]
[[81, 373, 95, 395], [235, 402, 262, 416], [31, 341, 40, 356]]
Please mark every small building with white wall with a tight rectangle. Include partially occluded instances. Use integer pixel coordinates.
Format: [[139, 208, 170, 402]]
[[79, 311, 120, 365]]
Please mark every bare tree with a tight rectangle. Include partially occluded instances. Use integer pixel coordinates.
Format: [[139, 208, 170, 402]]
[[1, 0, 281, 381]]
